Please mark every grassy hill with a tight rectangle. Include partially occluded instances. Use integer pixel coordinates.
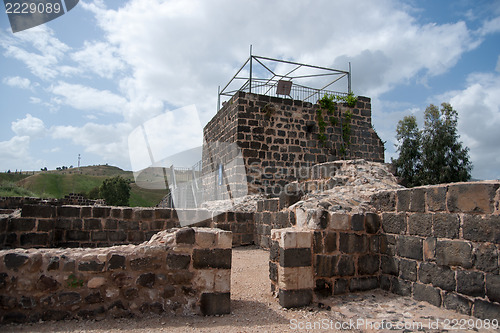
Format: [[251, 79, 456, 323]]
[[0, 165, 167, 207]]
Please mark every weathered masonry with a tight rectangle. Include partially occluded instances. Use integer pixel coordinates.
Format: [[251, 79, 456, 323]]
[[202, 92, 385, 196]]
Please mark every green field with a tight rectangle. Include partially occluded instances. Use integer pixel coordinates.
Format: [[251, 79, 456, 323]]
[[0, 165, 168, 207]]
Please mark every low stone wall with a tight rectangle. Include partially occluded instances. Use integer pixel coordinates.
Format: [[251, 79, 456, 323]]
[[372, 181, 500, 320], [270, 181, 500, 321], [0, 227, 232, 323], [254, 197, 298, 249], [269, 212, 381, 308], [0, 204, 256, 249]]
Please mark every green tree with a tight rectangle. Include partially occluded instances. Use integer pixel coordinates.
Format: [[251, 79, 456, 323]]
[[393, 103, 472, 187], [420, 103, 472, 184], [99, 176, 131, 206], [392, 115, 422, 187]]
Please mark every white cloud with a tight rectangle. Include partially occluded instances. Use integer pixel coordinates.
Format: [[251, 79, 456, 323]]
[[437, 72, 500, 180], [71, 41, 126, 79], [51, 122, 133, 166], [50, 81, 128, 114], [11, 114, 46, 138], [2, 76, 32, 89], [0, 136, 31, 170], [0, 25, 74, 80]]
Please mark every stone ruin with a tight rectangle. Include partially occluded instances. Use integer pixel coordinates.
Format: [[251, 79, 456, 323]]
[[0, 91, 499, 324]]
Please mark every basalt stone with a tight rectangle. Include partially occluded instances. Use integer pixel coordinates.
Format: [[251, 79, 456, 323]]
[[163, 285, 176, 298], [136, 273, 155, 288], [463, 215, 500, 243], [333, 278, 349, 295], [315, 279, 332, 298], [269, 261, 278, 282], [418, 262, 456, 291], [193, 249, 231, 269], [349, 277, 378, 292], [19, 296, 36, 309], [436, 240, 473, 268], [123, 288, 138, 299], [473, 300, 500, 321], [200, 292, 231, 315], [58, 292, 81, 306], [0, 272, 8, 289], [166, 253, 191, 270], [399, 259, 417, 282], [130, 257, 160, 271], [433, 213, 460, 239], [175, 227, 195, 244], [337, 255, 355, 276], [85, 291, 104, 304], [108, 254, 125, 270], [408, 213, 432, 237], [47, 257, 60, 271], [37, 275, 60, 291], [358, 254, 379, 275], [365, 213, 380, 233], [413, 283, 441, 307], [397, 236, 423, 260], [391, 277, 412, 296], [315, 255, 337, 277], [351, 214, 365, 231], [279, 248, 311, 267], [444, 292, 472, 315], [77, 306, 105, 319], [339, 233, 367, 254], [278, 289, 312, 308], [457, 271, 485, 297], [381, 255, 399, 276], [486, 274, 500, 303], [381, 213, 405, 234], [2, 312, 27, 324], [4, 253, 29, 270], [473, 243, 499, 273], [78, 260, 105, 272]]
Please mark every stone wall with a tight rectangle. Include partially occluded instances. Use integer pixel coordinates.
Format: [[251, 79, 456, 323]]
[[269, 212, 382, 308], [371, 181, 500, 320], [202, 92, 385, 196], [0, 227, 232, 323], [0, 203, 255, 249]]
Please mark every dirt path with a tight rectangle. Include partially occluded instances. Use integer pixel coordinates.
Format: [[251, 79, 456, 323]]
[[3, 247, 493, 332]]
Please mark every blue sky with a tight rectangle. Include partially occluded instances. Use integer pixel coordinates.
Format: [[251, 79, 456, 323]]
[[1, 0, 499, 180]]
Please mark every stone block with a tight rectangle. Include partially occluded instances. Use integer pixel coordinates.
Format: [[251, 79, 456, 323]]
[[397, 236, 423, 260], [413, 283, 441, 307], [339, 233, 367, 254], [349, 277, 379, 292], [136, 273, 155, 288], [107, 254, 125, 270], [447, 183, 499, 214], [324, 232, 337, 253], [436, 240, 473, 268], [396, 189, 411, 212], [315, 255, 337, 277], [216, 230, 232, 249], [473, 243, 498, 273], [130, 257, 161, 271], [279, 248, 311, 267], [20, 233, 49, 246], [486, 274, 500, 303], [408, 213, 432, 237], [175, 227, 195, 244], [270, 240, 279, 262], [351, 214, 364, 231], [295, 231, 312, 248], [194, 270, 215, 290], [37, 219, 55, 232], [337, 255, 355, 276], [457, 270, 485, 297], [433, 213, 459, 239], [4, 253, 29, 269], [314, 279, 332, 298], [365, 213, 380, 233], [92, 207, 111, 218], [200, 292, 230, 315], [358, 254, 379, 275], [278, 289, 312, 308], [423, 237, 436, 261], [473, 300, 500, 321], [381, 213, 406, 234], [463, 215, 500, 243], [418, 262, 456, 291], [399, 259, 417, 282], [380, 234, 397, 256], [66, 230, 89, 241], [426, 186, 447, 212], [166, 253, 191, 270], [443, 292, 472, 315], [269, 262, 278, 282], [215, 270, 231, 293], [381, 255, 399, 276], [8, 218, 35, 232], [78, 260, 105, 272], [192, 249, 231, 269], [390, 277, 412, 296], [328, 213, 350, 230], [21, 204, 55, 218], [58, 292, 81, 305], [370, 190, 396, 212], [195, 230, 216, 248]]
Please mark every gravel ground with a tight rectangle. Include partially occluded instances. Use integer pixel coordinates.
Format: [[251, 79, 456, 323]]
[[3, 247, 494, 333]]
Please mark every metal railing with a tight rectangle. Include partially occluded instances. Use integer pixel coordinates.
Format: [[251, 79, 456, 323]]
[[218, 49, 351, 110]]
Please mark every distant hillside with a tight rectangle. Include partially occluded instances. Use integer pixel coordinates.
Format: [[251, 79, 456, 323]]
[[0, 165, 167, 207]]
